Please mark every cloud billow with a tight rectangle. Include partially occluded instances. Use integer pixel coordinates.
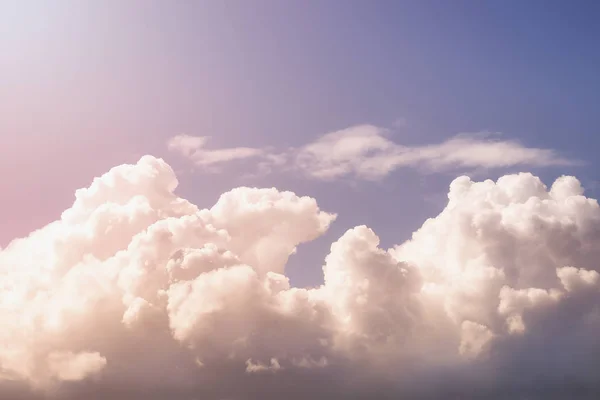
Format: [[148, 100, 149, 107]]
[[1, 156, 599, 399]]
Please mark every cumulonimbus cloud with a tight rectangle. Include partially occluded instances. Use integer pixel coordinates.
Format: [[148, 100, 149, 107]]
[[1, 156, 599, 399], [168, 125, 576, 180]]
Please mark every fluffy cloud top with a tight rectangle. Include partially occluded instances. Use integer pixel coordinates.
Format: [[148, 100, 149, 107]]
[[1, 156, 599, 399], [168, 125, 575, 180]]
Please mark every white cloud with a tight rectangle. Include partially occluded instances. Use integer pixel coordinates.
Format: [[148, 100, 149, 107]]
[[168, 125, 576, 180], [1, 157, 599, 399], [46, 352, 106, 382], [294, 125, 399, 180], [294, 126, 575, 180], [245, 358, 282, 373], [168, 135, 264, 169]]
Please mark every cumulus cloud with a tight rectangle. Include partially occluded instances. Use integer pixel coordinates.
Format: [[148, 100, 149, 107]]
[[1, 156, 599, 399], [168, 125, 575, 180]]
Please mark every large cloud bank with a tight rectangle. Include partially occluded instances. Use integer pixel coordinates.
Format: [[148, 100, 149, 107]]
[[1, 156, 599, 399]]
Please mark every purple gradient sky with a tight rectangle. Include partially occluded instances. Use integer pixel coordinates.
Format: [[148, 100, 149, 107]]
[[2, 0, 599, 286]]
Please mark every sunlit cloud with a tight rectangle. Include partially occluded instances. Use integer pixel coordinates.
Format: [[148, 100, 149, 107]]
[[168, 125, 577, 180], [168, 135, 265, 170], [1, 156, 599, 399]]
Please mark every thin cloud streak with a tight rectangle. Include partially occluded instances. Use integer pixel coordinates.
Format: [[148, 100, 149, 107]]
[[168, 135, 265, 169], [168, 125, 577, 180]]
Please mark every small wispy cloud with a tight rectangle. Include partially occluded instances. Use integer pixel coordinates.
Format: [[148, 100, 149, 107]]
[[168, 125, 577, 180], [167, 135, 264, 170], [295, 125, 576, 180]]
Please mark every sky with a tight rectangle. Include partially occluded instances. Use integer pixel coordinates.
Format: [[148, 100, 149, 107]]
[[1, 1, 600, 399]]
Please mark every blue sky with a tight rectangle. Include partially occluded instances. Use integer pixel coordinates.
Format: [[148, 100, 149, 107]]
[[2, 0, 599, 287], [3, 2, 600, 399]]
